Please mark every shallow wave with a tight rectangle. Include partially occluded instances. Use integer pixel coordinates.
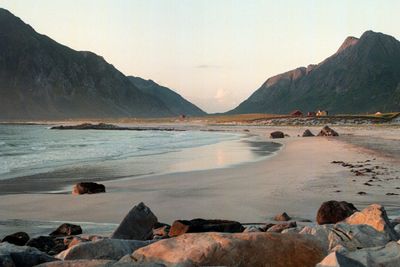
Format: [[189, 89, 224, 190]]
[[0, 125, 239, 180]]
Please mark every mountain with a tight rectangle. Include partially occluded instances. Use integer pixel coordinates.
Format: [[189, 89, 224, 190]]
[[0, 8, 194, 120], [128, 76, 205, 116], [228, 31, 400, 115]]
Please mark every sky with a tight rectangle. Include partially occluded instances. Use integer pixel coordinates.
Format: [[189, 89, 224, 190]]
[[1, 0, 400, 113]]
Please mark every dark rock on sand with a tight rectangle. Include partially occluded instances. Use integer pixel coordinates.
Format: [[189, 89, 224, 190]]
[[302, 129, 315, 137], [0, 242, 57, 267], [26, 236, 66, 256], [111, 202, 158, 240], [317, 200, 358, 225], [274, 212, 292, 221], [1, 232, 30, 246], [168, 219, 244, 237], [270, 131, 285, 139], [317, 126, 339, 137], [50, 223, 82, 237], [26, 236, 56, 254], [72, 182, 106, 195]]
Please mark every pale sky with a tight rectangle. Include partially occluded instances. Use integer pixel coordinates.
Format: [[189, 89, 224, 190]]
[[1, 0, 400, 113]]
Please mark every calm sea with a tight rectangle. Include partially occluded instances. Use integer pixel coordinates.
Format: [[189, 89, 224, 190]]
[[0, 124, 281, 194]]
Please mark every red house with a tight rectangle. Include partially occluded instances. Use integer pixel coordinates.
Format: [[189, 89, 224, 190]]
[[290, 110, 303, 116]]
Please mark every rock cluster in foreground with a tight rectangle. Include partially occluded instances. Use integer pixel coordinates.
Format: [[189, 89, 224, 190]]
[[1, 201, 400, 266]]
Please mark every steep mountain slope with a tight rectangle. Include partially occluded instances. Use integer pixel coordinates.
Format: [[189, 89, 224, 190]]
[[128, 76, 205, 116], [228, 31, 400, 115], [0, 8, 175, 120]]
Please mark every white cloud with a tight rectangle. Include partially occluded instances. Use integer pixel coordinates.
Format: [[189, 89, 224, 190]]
[[214, 88, 229, 103]]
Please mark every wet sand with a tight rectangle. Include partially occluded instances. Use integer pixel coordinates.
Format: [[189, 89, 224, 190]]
[[0, 125, 399, 236]]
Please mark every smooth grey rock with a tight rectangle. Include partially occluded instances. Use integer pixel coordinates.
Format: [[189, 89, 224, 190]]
[[317, 241, 400, 267], [299, 223, 390, 252], [57, 238, 154, 261], [111, 202, 158, 240], [345, 204, 399, 241], [243, 226, 263, 233], [0, 242, 57, 267], [281, 226, 305, 234], [395, 224, 400, 237]]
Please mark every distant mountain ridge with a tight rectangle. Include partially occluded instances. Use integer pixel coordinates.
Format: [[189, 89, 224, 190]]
[[0, 8, 204, 120], [128, 76, 205, 116], [228, 31, 400, 115]]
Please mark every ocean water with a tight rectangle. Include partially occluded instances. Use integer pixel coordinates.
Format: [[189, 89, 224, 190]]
[[0, 124, 281, 194]]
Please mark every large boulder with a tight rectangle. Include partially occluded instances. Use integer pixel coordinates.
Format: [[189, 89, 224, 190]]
[[270, 131, 285, 139], [72, 182, 106, 195], [318, 126, 339, 137], [345, 204, 398, 241], [133, 232, 327, 267], [26, 236, 57, 254], [0, 242, 57, 267], [57, 238, 154, 261], [50, 223, 82, 237], [299, 223, 390, 252], [1, 232, 30, 246], [317, 200, 358, 225], [111, 202, 158, 240], [168, 219, 244, 237], [302, 129, 315, 137], [317, 241, 400, 267]]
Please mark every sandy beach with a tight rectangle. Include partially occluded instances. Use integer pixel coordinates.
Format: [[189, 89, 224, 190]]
[[0, 125, 399, 233]]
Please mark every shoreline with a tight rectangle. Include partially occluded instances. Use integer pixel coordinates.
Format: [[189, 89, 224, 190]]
[[0, 125, 399, 236], [0, 130, 281, 195]]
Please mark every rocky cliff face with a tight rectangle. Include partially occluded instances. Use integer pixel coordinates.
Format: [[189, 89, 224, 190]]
[[228, 31, 400, 115], [128, 76, 205, 116], [0, 8, 180, 120]]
